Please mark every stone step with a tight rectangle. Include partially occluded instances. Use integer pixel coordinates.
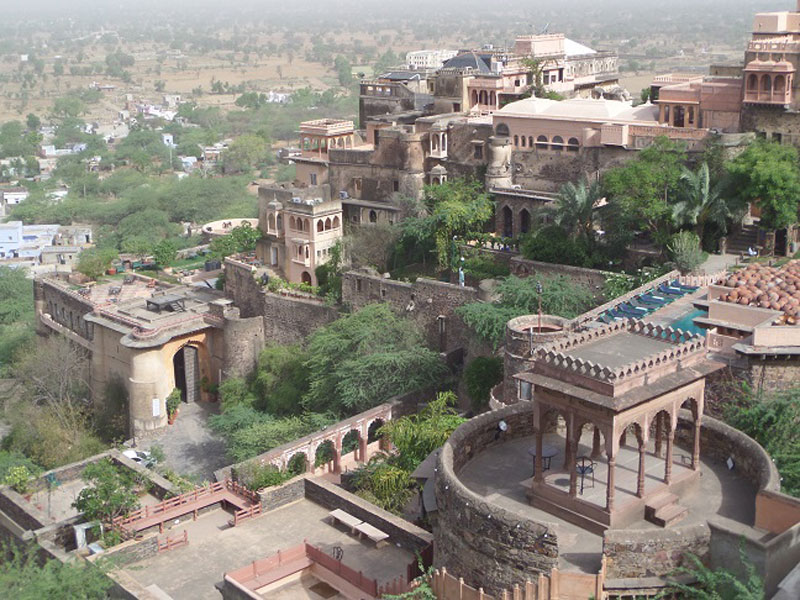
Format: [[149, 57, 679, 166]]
[[649, 503, 688, 527], [645, 492, 678, 514]]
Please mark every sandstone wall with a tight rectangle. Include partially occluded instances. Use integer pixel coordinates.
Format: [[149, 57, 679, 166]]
[[747, 357, 800, 394], [603, 524, 711, 578], [509, 256, 610, 295], [434, 404, 558, 594], [342, 271, 478, 353]]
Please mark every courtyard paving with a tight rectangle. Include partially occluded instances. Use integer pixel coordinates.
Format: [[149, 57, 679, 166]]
[[122, 498, 414, 600], [138, 401, 229, 481], [458, 430, 757, 574]]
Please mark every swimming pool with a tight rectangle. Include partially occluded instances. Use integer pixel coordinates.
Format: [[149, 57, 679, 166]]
[[668, 308, 707, 336]]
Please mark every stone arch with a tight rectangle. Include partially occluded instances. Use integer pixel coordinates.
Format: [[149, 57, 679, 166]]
[[567, 137, 579, 152], [514, 135, 519, 146], [367, 418, 385, 443], [276, 214, 282, 230], [324, 217, 332, 231], [495, 123, 510, 137], [286, 452, 307, 476], [317, 219, 324, 232], [268, 213, 275, 231], [301, 271, 312, 285], [536, 135, 548, 150], [369, 210, 377, 223], [305, 246, 309, 259], [528, 136, 534, 148], [680, 397, 699, 421], [304, 218, 311, 232], [774, 74, 786, 93], [551, 135, 564, 152], [761, 74, 772, 92], [520, 208, 531, 234], [289, 216, 296, 230], [471, 89, 478, 106], [341, 429, 361, 460], [333, 216, 340, 228], [520, 136, 526, 147], [314, 439, 336, 468]]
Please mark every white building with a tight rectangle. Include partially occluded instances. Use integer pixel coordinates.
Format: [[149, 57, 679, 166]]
[[406, 49, 458, 70]]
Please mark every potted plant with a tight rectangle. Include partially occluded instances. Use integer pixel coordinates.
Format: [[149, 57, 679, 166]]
[[166, 388, 182, 424], [3, 465, 34, 498]]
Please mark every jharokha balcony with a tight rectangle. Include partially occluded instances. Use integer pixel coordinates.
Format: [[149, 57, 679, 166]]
[[743, 60, 795, 105]]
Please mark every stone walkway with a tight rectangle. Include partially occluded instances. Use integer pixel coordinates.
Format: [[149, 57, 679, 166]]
[[698, 252, 738, 275]]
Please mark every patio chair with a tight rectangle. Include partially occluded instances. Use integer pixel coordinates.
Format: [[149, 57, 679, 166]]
[[575, 456, 596, 495]]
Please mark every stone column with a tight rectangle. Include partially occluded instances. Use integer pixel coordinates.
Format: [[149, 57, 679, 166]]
[[534, 428, 544, 483], [655, 413, 663, 457], [637, 442, 646, 498], [659, 104, 665, 123], [569, 433, 579, 497], [606, 453, 616, 511], [591, 427, 602, 459], [692, 417, 702, 471], [664, 429, 674, 484], [333, 435, 342, 474], [358, 432, 368, 463]]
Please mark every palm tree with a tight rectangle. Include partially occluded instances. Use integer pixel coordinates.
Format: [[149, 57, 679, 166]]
[[542, 178, 604, 250], [672, 162, 730, 242]]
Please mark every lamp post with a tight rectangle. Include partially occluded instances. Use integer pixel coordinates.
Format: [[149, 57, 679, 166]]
[[536, 280, 543, 333]]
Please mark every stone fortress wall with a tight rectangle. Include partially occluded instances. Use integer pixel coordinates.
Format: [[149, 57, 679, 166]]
[[435, 402, 800, 597]]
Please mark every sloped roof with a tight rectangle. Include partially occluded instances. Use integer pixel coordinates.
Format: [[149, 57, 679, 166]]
[[442, 52, 492, 73]]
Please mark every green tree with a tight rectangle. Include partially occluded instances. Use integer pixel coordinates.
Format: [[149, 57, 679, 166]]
[[0, 543, 112, 600], [252, 345, 310, 415], [25, 113, 40, 131], [520, 225, 591, 267], [304, 304, 447, 415], [334, 55, 353, 87], [51, 96, 86, 119], [602, 136, 687, 244], [668, 230, 704, 275], [463, 356, 503, 413], [374, 49, 399, 75], [457, 275, 595, 347], [672, 162, 730, 245], [725, 139, 800, 231], [72, 458, 140, 523], [76, 247, 118, 280], [665, 549, 764, 600], [540, 178, 603, 251], [222, 134, 268, 174], [152, 239, 177, 268]]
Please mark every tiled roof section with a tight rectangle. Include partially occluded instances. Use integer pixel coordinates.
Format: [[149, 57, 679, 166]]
[[719, 260, 800, 319]]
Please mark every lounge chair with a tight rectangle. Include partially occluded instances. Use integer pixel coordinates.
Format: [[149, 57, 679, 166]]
[[614, 305, 645, 318], [620, 302, 650, 314], [640, 293, 670, 305], [670, 280, 699, 292], [657, 283, 685, 297]]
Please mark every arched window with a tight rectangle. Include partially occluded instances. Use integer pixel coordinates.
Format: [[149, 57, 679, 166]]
[[762, 75, 771, 92], [369, 210, 377, 223], [289, 216, 296, 230], [333, 216, 340, 228], [520, 209, 531, 234], [305, 246, 309, 259], [471, 90, 478, 106], [301, 271, 312, 285], [567, 137, 579, 152], [276, 215, 282, 230], [552, 136, 564, 152], [268, 214, 275, 231], [536, 135, 548, 150], [502, 205, 513, 237], [775, 74, 786, 93], [528, 136, 534, 148], [521, 136, 526, 147], [317, 220, 323, 232], [304, 219, 311, 232], [324, 217, 332, 230], [514, 135, 519, 146], [747, 74, 758, 91], [495, 123, 510, 137]]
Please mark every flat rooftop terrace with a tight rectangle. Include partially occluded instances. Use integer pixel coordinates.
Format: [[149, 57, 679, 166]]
[[121, 498, 413, 600], [458, 431, 758, 574], [564, 331, 675, 370]]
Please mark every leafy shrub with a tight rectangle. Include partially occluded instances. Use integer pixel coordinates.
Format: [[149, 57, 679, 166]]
[[236, 461, 291, 491], [72, 458, 141, 523], [463, 357, 503, 413], [520, 226, 591, 267], [462, 254, 511, 281], [252, 345, 309, 416], [165, 388, 181, 417], [2, 465, 34, 495], [668, 230, 704, 275]]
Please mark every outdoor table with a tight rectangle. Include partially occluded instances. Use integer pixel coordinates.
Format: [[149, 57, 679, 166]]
[[527, 444, 559, 475]]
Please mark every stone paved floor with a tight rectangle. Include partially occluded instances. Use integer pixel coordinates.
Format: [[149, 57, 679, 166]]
[[122, 498, 413, 600], [138, 401, 229, 481], [459, 431, 757, 574]]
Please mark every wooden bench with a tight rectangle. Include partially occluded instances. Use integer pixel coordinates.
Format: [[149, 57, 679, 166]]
[[354, 521, 389, 546], [328, 509, 363, 534]]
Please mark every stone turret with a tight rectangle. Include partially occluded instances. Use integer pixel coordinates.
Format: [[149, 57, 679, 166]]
[[485, 135, 513, 189]]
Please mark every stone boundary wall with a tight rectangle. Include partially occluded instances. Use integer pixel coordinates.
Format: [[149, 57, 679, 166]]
[[509, 256, 611, 295], [304, 478, 433, 553], [257, 475, 307, 512], [96, 533, 160, 567], [341, 270, 479, 353], [435, 403, 559, 595], [603, 524, 711, 579]]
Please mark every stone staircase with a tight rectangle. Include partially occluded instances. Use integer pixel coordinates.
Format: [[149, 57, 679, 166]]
[[645, 492, 688, 527], [727, 224, 759, 255]]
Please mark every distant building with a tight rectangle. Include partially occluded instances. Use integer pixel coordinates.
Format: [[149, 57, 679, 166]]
[[406, 49, 458, 70]]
